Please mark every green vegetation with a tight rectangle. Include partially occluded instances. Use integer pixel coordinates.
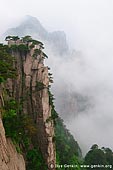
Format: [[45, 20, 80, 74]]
[[36, 81, 45, 91], [5, 36, 19, 41], [18, 44, 29, 55], [9, 44, 29, 55], [5, 35, 47, 59], [55, 117, 82, 170], [1, 35, 113, 170], [48, 88, 81, 169], [22, 35, 32, 43], [43, 52, 48, 59], [0, 37, 48, 169], [29, 44, 35, 49], [30, 39, 43, 46], [2, 97, 47, 169], [48, 89, 58, 122], [48, 72, 54, 84], [0, 44, 16, 83], [1, 36, 83, 170], [84, 144, 113, 170], [2, 98, 36, 144], [26, 148, 47, 170], [32, 49, 48, 59], [22, 35, 43, 46], [33, 49, 41, 58], [8, 44, 18, 52]]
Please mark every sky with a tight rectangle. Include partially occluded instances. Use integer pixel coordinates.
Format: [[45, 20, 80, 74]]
[[1, 0, 113, 49], [1, 0, 113, 155]]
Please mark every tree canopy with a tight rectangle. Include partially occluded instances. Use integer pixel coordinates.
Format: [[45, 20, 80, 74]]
[[0, 44, 16, 83], [84, 144, 113, 170]]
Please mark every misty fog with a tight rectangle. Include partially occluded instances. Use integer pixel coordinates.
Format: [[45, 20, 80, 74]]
[[44, 1, 113, 154], [45, 39, 113, 155], [1, 0, 113, 155]]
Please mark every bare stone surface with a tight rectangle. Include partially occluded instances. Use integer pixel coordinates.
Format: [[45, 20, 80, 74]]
[[4, 40, 56, 169], [0, 116, 25, 170]]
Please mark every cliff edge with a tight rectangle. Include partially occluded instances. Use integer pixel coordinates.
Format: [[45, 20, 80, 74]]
[[0, 35, 56, 170]]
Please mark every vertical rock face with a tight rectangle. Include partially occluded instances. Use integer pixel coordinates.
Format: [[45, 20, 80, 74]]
[[5, 39, 56, 169], [0, 88, 26, 170]]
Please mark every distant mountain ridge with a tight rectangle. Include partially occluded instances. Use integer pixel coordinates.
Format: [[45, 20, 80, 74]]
[[3, 15, 69, 56]]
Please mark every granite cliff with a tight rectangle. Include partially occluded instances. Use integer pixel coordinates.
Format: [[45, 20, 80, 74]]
[[1, 16, 89, 124], [0, 36, 56, 170], [0, 35, 81, 170], [0, 115, 25, 170]]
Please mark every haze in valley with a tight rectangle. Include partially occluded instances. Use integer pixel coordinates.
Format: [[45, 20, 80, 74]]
[[1, 0, 113, 155]]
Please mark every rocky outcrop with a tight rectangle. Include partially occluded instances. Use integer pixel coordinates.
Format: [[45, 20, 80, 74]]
[[0, 88, 25, 170], [5, 39, 56, 169]]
